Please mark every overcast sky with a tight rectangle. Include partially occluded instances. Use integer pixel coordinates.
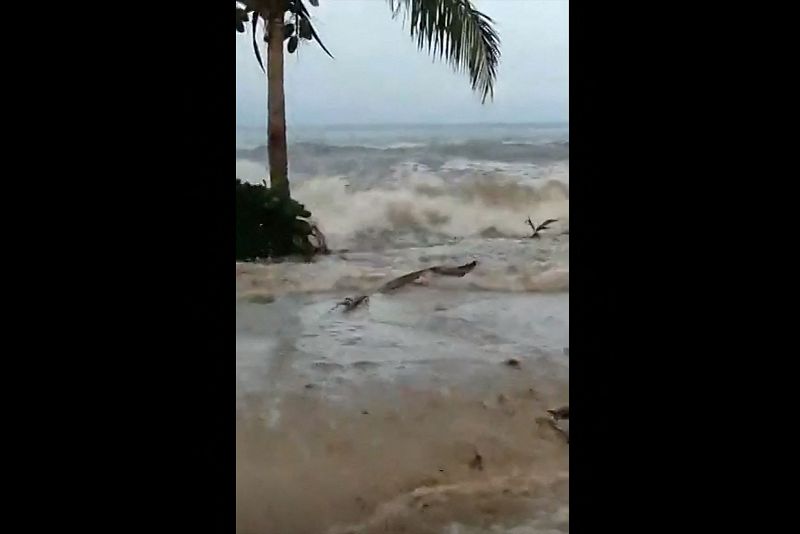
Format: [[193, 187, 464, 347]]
[[236, 0, 568, 126]]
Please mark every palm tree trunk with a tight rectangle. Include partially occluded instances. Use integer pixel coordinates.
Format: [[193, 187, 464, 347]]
[[266, 2, 289, 198]]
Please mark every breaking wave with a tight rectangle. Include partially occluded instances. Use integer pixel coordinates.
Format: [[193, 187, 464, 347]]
[[235, 126, 569, 296], [293, 172, 568, 250]]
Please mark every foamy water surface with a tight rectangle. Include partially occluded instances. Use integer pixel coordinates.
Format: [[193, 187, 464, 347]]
[[236, 124, 569, 534]]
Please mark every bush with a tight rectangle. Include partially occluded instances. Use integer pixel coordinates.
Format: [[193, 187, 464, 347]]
[[235, 178, 326, 261]]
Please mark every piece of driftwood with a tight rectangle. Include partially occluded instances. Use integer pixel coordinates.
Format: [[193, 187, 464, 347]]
[[333, 260, 479, 312], [379, 260, 478, 293], [378, 268, 430, 293], [429, 260, 478, 277], [331, 295, 370, 312], [547, 405, 569, 420], [525, 217, 558, 239]]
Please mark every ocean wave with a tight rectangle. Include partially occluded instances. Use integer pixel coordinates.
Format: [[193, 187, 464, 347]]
[[290, 173, 568, 250], [236, 139, 569, 167], [235, 150, 569, 296]]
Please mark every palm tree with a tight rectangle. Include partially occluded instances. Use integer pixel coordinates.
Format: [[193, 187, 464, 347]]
[[236, 0, 500, 199]]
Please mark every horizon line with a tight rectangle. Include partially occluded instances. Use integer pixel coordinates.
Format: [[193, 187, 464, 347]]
[[236, 120, 569, 129]]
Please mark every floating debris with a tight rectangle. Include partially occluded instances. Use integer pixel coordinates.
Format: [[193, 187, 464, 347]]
[[537, 415, 570, 444], [247, 294, 275, 304], [469, 451, 484, 471], [545, 406, 570, 444], [378, 268, 429, 293], [547, 406, 569, 421], [380, 260, 477, 292], [428, 260, 478, 277], [525, 216, 558, 239], [504, 358, 521, 368], [333, 260, 479, 312], [331, 295, 369, 312]]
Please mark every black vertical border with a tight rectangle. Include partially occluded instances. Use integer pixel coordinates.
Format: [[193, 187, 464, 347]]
[[175, 3, 235, 532], [567, 2, 757, 531], [570, 2, 679, 532], [102, 3, 236, 531], [12, 2, 236, 530]]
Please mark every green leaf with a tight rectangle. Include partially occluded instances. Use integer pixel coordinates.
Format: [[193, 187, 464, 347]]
[[284, 23, 295, 38], [389, 0, 500, 103], [288, 35, 298, 53]]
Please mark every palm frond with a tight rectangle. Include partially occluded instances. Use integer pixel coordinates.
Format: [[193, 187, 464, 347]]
[[251, 10, 264, 71], [536, 218, 558, 232], [295, 0, 334, 58], [389, 0, 500, 103]]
